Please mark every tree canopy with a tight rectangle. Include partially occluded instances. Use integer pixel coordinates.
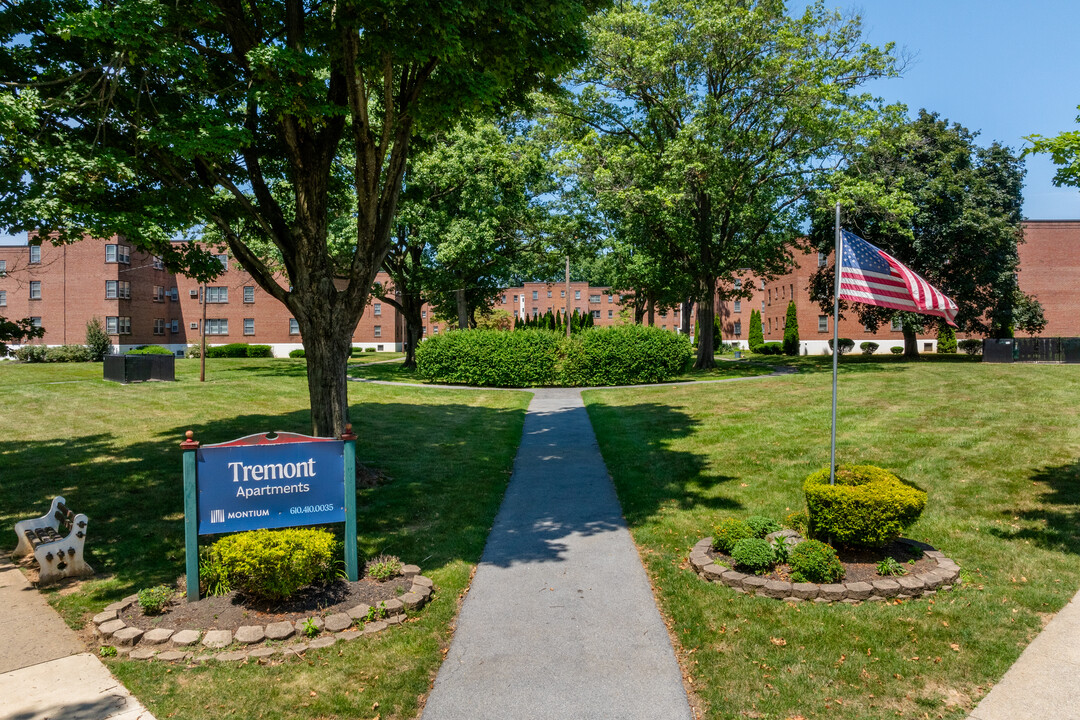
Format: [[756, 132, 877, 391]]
[[808, 110, 1037, 353], [0, 0, 605, 435]]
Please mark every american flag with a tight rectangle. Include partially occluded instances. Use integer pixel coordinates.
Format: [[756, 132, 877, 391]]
[[838, 230, 958, 327]]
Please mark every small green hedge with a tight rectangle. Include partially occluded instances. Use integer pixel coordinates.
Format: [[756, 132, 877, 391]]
[[745, 515, 781, 538], [204, 343, 274, 358], [788, 539, 844, 583], [15, 344, 92, 363], [730, 537, 775, 575], [958, 339, 982, 356], [415, 325, 691, 387], [859, 341, 879, 355], [204, 528, 341, 602], [128, 345, 173, 355], [289, 348, 306, 358], [711, 517, 753, 553], [804, 464, 927, 548]]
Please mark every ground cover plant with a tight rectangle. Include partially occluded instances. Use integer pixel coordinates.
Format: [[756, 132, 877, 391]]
[[584, 359, 1080, 719], [0, 357, 529, 720]]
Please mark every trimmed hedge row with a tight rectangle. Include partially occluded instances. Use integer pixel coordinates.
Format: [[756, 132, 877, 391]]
[[415, 325, 691, 387], [192, 343, 274, 358]]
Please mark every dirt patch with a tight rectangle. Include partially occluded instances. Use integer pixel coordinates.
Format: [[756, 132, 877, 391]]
[[708, 539, 937, 584], [119, 576, 412, 633]]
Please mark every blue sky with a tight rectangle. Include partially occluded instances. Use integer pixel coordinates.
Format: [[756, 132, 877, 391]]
[[3, 1, 1078, 245]]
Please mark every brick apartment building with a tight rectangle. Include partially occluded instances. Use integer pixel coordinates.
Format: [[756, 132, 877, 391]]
[[1, 220, 1073, 357]]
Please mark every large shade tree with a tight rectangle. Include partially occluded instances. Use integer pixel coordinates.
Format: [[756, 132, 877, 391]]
[[807, 110, 1038, 355], [0, 0, 604, 436], [548, 0, 899, 368]]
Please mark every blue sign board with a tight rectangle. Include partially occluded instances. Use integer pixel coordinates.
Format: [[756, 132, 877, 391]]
[[196, 437, 345, 534]]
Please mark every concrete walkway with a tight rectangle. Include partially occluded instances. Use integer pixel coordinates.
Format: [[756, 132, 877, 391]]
[[0, 557, 155, 720], [968, 588, 1080, 720], [422, 388, 692, 720]]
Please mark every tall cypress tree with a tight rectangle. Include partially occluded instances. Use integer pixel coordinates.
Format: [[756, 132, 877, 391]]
[[782, 301, 800, 355], [749, 310, 764, 349]]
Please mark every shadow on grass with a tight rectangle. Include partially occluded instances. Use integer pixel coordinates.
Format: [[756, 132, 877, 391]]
[[751, 353, 981, 376], [987, 461, 1080, 555], [0, 401, 526, 603], [583, 398, 743, 529]]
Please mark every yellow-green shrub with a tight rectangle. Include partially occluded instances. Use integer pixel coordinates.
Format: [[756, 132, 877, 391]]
[[804, 465, 926, 548], [711, 517, 753, 553], [206, 528, 341, 602]]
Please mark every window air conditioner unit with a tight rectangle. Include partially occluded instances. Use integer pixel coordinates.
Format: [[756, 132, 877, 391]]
[[189, 289, 198, 298], [190, 322, 199, 330]]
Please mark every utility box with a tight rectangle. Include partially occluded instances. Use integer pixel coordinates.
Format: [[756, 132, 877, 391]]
[[103, 354, 176, 383]]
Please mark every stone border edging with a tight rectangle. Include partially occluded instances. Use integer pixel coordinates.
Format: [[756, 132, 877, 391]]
[[689, 537, 960, 603], [91, 569, 435, 663]]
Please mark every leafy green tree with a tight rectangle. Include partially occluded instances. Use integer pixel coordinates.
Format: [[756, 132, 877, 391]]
[[782, 302, 800, 356], [0, 0, 603, 436], [808, 110, 1037, 357], [85, 317, 112, 361], [549, 0, 898, 368], [748, 310, 764, 349], [0, 317, 44, 357]]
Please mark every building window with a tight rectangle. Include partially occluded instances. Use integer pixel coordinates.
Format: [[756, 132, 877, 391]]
[[733, 300, 741, 313], [106, 316, 131, 335], [818, 315, 828, 333], [289, 318, 299, 335], [106, 280, 117, 299], [30, 316, 42, 329], [768, 318, 772, 333], [104, 244, 129, 264], [502, 295, 507, 303], [590, 294, 601, 303], [790, 283, 794, 298], [532, 290, 538, 300], [422, 310, 427, 319], [169, 288, 178, 302], [432, 325, 438, 335], [891, 317, 903, 331], [243, 318, 254, 335], [118, 281, 130, 299], [215, 254, 228, 269], [761, 300, 765, 312], [244, 286, 255, 303], [153, 256, 165, 270], [0, 260, 6, 276], [532, 307, 538, 316], [0, 290, 5, 306], [608, 294, 613, 303], [561, 290, 566, 298], [608, 309, 613, 318], [575, 290, 581, 300], [29, 245, 41, 264], [153, 319, 165, 335], [205, 318, 228, 335], [547, 290, 552, 298], [513, 295, 518, 303], [591, 310, 601, 319], [374, 325, 382, 337], [29, 281, 41, 300], [818, 251, 827, 268], [373, 302, 381, 316], [153, 285, 165, 302], [767, 289, 771, 305], [205, 286, 228, 303], [734, 320, 742, 335], [733, 278, 742, 289], [170, 320, 179, 333]]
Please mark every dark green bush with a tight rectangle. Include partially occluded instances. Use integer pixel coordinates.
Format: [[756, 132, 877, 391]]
[[137, 584, 174, 615], [889, 346, 903, 355], [85, 317, 112, 361], [730, 537, 775, 575], [748, 310, 763, 348], [859, 341, 879, 355], [416, 326, 691, 387], [205, 343, 273, 358], [365, 347, 376, 352], [782, 301, 800, 355], [711, 517, 754, 553], [958, 339, 982, 356], [289, 348, 306, 358], [788, 539, 844, 583], [828, 338, 855, 355], [206, 528, 341, 602], [804, 464, 927, 548], [128, 345, 173, 355], [558, 324, 691, 386], [745, 515, 781, 538]]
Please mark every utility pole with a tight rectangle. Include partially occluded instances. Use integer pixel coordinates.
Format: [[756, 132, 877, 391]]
[[199, 284, 207, 382], [565, 255, 571, 337]]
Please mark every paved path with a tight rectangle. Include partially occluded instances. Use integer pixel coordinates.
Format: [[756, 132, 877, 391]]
[[422, 388, 692, 720], [968, 587, 1080, 720], [0, 557, 155, 720]]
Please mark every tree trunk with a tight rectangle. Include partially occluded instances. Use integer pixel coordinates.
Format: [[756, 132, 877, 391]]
[[694, 280, 717, 369], [681, 300, 692, 336], [456, 288, 468, 330], [634, 295, 646, 324], [903, 326, 920, 358], [299, 311, 355, 438], [646, 293, 655, 326]]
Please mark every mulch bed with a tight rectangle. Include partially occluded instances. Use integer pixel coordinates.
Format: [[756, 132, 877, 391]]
[[708, 539, 937, 584], [119, 575, 412, 633]]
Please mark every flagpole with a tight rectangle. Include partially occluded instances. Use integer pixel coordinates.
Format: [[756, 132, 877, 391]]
[[830, 202, 842, 485]]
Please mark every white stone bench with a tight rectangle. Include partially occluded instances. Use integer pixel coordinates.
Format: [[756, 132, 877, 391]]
[[12, 496, 93, 584]]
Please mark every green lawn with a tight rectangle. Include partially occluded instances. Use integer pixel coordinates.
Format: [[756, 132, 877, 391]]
[[0, 358, 529, 720], [584, 359, 1080, 720]]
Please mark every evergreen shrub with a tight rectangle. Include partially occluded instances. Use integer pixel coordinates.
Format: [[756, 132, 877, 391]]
[[711, 517, 754, 553], [958, 339, 982, 356], [14, 345, 48, 362], [85, 317, 112, 361], [205, 343, 274, 358], [46, 344, 92, 362], [803, 464, 926, 548], [730, 537, 775, 575], [748, 310, 764, 348], [206, 528, 341, 603], [784, 510, 809, 536], [937, 325, 957, 353], [828, 338, 855, 355], [859, 341, 879, 355], [559, 325, 691, 386], [745, 515, 781, 538], [889, 346, 903, 354], [782, 301, 800, 355], [128, 345, 173, 355], [788, 539, 844, 583], [289, 348, 306, 358], [756, 342, 783, 355]]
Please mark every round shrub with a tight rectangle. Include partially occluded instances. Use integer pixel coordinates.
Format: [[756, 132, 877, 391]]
[[889, 346, 903, 355], [558, 324, 691, 386], [206, 528, 341, 603], [859, 341, 879, 355], [730, 537, 775, 575], [784, 510, 809, 536], [289, 348, 306, 358], [958, 339, 982, 356], [803, 465, 927, 548], [128, 345, 173, 355], [711, 517, 754, 553], [416, 329, 561, 387], [745, 515, 781, 538], [788, 539, 844, 583], [828, 338, 855, 355]]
